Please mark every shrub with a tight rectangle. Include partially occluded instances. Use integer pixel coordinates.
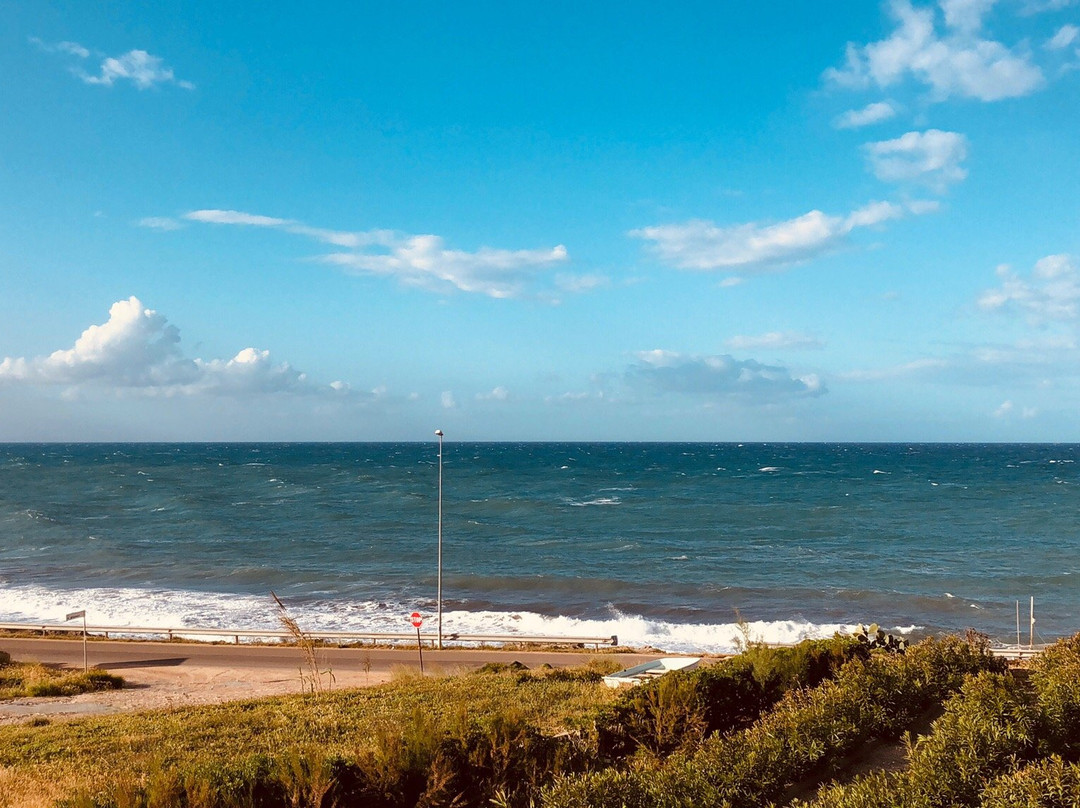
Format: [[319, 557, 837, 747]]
[[1031, 632, 1080, 757], [543, 635, 1003, 808], [592, 636, 867, 759], [980, 757, 1080, 808], [901, 671, 1042, 807]]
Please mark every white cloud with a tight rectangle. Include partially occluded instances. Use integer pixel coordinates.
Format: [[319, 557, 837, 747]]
[[1046, 24, 1080, 49], [630, 199, 925, 272], [824, 0, 1044, 101], [725, 332, 825, 350], [78, 49, 195, 90], [440, 391, 457, 409], [322, 237, 569, 299], [185, 210, 290, 227], [940, 0, 998, 32], [863, 129, 969, 189], [835, 100, 899, 128], [978, 254, 1080, 322], [993, 399, 1014, 417], [629, 350, 825, 399], [176, 208, 575, 299], [0, 297, 323, 397], [32, 38, 194, 90], [138, 217, 184, 231], [29, 37, 91, 58], [477, 386, 510, 401]]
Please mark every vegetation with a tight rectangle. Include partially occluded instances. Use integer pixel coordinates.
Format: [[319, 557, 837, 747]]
[[0, 657, 123, 700], [5, 633, 1080, 807]]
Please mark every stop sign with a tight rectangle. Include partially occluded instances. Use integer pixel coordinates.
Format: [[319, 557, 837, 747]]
[[410, 612, 423, 628]]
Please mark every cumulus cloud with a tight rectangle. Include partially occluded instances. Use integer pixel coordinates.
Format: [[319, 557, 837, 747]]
[[628, 350, 825, 399], [864, 129, 969, 189], [0, 297, 322, 397], [440, 391, 457, 409], [834, 100, 899, 128], [173, 208, 579, 299], [978, 254, 1080, 322], [476, 386, 510, 401], [725, 332, 825, 350], [630, 199, 927, 272], [31, 38, 194, 90], [824, 0, 1044, 101]]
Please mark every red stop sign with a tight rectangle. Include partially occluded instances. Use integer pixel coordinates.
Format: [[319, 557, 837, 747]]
[[410, 612, 423, 628]]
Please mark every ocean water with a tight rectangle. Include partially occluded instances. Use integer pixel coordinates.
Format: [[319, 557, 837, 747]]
[[0, 443, 1077, 654]]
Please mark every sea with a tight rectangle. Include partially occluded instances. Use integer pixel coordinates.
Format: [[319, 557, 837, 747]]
[[1, 443, 1077, 654]]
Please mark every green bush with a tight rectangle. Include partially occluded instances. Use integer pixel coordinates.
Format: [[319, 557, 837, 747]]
[[901, 671, 1042, 807], [980, 757, 1080, 808], [592, 636, 867, 759], [1031, 633, 1080, 757], [543, 635, 1003, 808]]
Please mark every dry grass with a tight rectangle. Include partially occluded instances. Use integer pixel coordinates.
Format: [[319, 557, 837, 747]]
[[0, 662, 123, 700], [0, 661, 619, 803]]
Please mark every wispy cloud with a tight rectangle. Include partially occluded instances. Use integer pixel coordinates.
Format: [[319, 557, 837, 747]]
[[834, 100, 899, 129], [979, 254, 1080, 322], [630, 199, 930, 273], [31, 38, 194, 90], [0, 297, 330, 397], [173, 208, 581, 300], [725, 332, 825, 350], [628, 350, 825, 399], [29, 37, 90, 58], [824, 0, 1044, 102], [863, 129, 969, 190], [1046, 23, 1079, 49], [138, 217, 185, 231]]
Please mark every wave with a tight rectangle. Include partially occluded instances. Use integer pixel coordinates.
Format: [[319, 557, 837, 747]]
[[0, 583, 871, 654], [566, 497, 621, 507]]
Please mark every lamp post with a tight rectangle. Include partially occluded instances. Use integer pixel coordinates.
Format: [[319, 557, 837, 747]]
[[435, 429, 444, 650]]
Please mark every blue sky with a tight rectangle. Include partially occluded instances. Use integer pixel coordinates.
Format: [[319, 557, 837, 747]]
[[2, 0, 1078, 441]]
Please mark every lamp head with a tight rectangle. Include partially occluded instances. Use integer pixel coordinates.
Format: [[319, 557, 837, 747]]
[[435, 429, 443, 437]]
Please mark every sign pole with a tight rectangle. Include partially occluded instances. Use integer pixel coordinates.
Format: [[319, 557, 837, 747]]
[[66, 610, 87, 672], [411, 612, 424, 673]]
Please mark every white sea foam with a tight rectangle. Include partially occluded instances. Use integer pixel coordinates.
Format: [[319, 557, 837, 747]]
[[567, 497, 621, 507], [758, 466, 780, 472], [0, 584, 858, 655]]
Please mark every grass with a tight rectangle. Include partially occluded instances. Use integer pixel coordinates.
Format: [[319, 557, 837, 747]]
[[0, 660, 123, 701], [0, 660, 622, 804]]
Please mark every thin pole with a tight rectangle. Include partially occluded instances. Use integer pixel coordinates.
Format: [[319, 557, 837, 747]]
[[416, 625, 425, 673], [1029, 596, 1035, 649], [1016, 600, 1021, 648], [436, 429, 444, 650], [82, 613, 87, 672]]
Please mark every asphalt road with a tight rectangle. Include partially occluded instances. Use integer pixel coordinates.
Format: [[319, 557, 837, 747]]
[[1, 636, 657, 677]]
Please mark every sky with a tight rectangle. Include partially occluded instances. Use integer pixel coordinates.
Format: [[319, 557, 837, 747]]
[[1, 0, 1079, 442]]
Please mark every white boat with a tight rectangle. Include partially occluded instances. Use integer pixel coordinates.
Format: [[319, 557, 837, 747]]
[[602, 656, 702, 688]]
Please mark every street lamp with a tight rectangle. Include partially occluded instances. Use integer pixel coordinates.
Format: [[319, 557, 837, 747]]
[[435, 429, 444, 649]]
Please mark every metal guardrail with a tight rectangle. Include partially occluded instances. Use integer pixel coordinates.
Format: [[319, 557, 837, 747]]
[[0, 621, 618, 650]]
